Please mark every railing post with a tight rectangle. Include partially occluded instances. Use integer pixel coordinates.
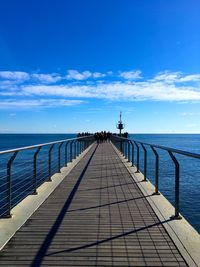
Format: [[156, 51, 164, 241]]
[[82, 140, 85, 152], [134, 141, 140, 173], [79, 141, 82, 153], [120, 139, 122, 153], [128, 141, 131, 162], [5, 151, 18, 218], [121, 141, 124, 155], [65, 141, 69, 166], [80, 139, 83, 152], [82, 140, 84, 151], [77, 140, 80, 156], [58, 142, 64, 173], [33, 147, 41, 195], [70, 141, 74, 162], [124, 141, 128, 159], [123, 141, 126, 157], [48, 144, 55, 181], [130, 141, 134, 166], [168, 151, 182, 220], [141, 143, 147, 181], [85, 140, 88, 150], [74, 141, 77, 159], [150, 146, 160, 195]]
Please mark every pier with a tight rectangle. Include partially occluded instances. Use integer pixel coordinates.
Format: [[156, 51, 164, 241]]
[[0, 136, 199, 266]]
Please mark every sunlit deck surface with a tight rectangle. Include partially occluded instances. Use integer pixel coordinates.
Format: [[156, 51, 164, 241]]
[[0, 143, 188, 267]]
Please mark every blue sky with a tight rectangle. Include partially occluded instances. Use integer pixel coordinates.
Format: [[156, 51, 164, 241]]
[[0, 0, 200, 133]]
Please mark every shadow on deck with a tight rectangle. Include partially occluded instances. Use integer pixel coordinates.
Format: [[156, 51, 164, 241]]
[[0, 143, 188, 267]]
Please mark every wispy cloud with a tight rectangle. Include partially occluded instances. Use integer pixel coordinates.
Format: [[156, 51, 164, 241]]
[[153, 71, 181, 83], [153, 71, 200, 83], [0, 99, 84, 109], [178, 74, 200, 82], [66, 70, 105, 80], [32, 73, 62, 83], [119, 70, 142, 80], [1, 69, 200, 109], [19, 81, 200, 102], [0, 71, 30, 82]]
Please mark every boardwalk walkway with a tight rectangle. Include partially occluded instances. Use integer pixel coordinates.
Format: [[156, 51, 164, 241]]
[[0, 143, 188, 266]]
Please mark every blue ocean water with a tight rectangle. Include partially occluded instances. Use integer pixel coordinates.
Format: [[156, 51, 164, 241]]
[[0, 134, 76, 151], [0, 133, 199, 233]]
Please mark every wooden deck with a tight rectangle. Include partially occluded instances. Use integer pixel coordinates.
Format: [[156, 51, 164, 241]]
[[0, 143, 188, 266]]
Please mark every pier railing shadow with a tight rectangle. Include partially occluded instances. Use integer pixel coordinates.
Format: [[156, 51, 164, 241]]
[[45, 218, 172, 257], [30, 144, 98, 267]]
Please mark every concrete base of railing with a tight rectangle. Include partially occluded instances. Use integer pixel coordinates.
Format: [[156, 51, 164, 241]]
[[0, 144, 94, 251], [112, 143, 200, 267]]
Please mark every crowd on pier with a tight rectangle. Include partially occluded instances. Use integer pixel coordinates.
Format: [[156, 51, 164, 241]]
[[77, 131, 129, 141], [77, 132, 93, 137], [94, 131, 112, 143]]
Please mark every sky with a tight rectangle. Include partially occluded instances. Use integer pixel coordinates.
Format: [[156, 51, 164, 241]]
[[0, 0, 200, 133]]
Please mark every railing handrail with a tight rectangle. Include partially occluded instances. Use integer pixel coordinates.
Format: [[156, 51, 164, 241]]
[[111, 134, 200, 219], [0, 135, 93, 155], [112, 135, 200, 159], [0, 134, 95, 218]]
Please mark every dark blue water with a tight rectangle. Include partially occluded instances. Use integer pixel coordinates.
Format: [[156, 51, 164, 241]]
[[0, 134, 76, 151], [0, 133, 199, 233]]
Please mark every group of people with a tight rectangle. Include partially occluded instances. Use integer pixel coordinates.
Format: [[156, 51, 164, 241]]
[[94, 131, 112, 143], [77, 131, 129, 143], [77, 132, 92, 137]]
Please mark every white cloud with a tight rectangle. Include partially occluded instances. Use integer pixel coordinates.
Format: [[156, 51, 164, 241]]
[[93, 72, 105, 78], [21, 81, 200, 102], [66, 70, 92, 80], [153, 71, 200, 83], [0, 99, 84, 109], [32, 73, 62, 83], [1, 69, 200, 108], [0, 71, 29, 82], [66, 70, 105, 80], [179, 74, 200, 82], [119, 70, 142, 80], [153, 71, 181, 82]]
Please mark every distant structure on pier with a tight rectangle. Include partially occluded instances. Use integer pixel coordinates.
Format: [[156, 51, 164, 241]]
[[116, 112, 125, 136]]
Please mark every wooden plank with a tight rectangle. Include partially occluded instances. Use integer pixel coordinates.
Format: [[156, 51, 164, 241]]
[[0, 143, 188, 266]]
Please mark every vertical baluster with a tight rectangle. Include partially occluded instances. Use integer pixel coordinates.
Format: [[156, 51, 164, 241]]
[[70, 141, 74, 162], [134, 141, 140, 173], [48, 144, 55, 181], [168, 151, 182, 219], [74, 141, 77, 159], [5, 151, 18, 218], [33, 147, 41, 195], [128, 141, 130, 162], [65, 141, 69, 166], [141, 143, 147, 181], [131, 141, 134, 166], [58, 142, 64, 173], [150, 146, 160, 195]]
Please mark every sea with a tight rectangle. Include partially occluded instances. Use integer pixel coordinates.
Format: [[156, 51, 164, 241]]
[[0, 133, 199, 233]]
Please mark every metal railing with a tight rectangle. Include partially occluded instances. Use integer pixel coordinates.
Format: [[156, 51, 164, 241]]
[[111, 135, 200, 220], [0, 135, 95, 218]]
